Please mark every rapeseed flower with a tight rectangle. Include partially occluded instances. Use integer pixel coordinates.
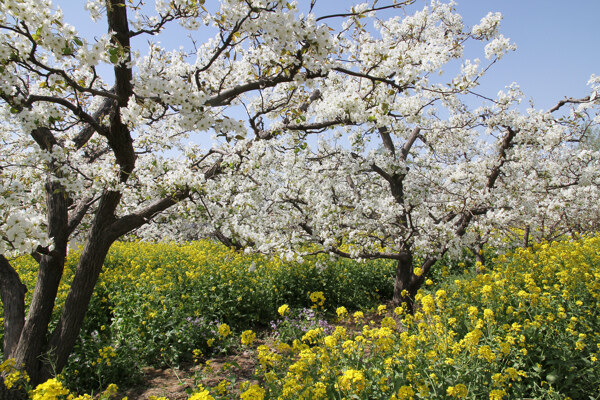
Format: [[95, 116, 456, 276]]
[[241, 330, 256, 346], [338, 369, 366, 393], [336, 306, 348, 319], [31, 378, 69, 400], [240, 384, 265, 400], [278, 304, 290, 316], [218, 323, 231, 338]]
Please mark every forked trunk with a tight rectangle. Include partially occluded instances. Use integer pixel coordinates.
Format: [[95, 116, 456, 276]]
[[1, 234, 115, 387], [392, 251, 418, 313], [40, 233, 114, 382], [10, 253, 66, 385]]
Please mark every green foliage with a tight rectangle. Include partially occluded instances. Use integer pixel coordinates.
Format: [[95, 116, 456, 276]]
[[223, 235, 600, 400], [2, 240, 394, 391], [5, 236, 600, 399]]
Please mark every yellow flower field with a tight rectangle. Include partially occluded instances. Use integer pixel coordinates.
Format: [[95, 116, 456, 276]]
[[2, 236, 599, 399]]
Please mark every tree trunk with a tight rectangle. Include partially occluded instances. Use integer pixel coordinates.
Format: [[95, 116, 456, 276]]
[[522, 225, 530, 248], [0, 256, 26, 358], [0, 384, 27, 400], [392, 251, 416, 312], [7, 176, 70, 385], [0, 257, 28, 399], [41, 231, 114, 382], [10, 253, 66, 385]]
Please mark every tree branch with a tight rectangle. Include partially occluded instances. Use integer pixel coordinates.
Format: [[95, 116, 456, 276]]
[[315, 1, 413, 21], [107, 189, 190, 240], [25, 95, 110, 137], [106, 0, 136, 182], [205, 71, 325, 107], [72, 96, 116, 149], [333, 66, 409, 93], [548, 95, 593, 113], [67, 196, 96, 236]]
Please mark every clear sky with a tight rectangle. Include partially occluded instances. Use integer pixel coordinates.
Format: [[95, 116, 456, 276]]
[[453, 0, 600, 109], [56, 0, 600, 111]]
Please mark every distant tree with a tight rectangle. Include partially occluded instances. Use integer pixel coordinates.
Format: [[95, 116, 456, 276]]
[[175, 8, 600, 310]]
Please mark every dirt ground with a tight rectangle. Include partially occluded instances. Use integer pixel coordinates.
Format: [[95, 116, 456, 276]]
[[116, 307, 390, 399], [119, 351, 258, 400]]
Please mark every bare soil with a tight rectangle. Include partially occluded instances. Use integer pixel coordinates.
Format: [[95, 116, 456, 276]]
[[116, 306, 392, 399], [119, 351, 258, 400]]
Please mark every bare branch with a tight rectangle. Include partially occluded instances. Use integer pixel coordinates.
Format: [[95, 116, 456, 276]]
[[205, 71, 325, 107], [108, 189, 190, 240], [549, 95, 593, 113], [316, 1, 414, 22], [72, 96, 116, 149], [400, 127, 421, 161], [67, 196, 97, 236], [25, 95, 110, 137], [378, 126, 396, 156]]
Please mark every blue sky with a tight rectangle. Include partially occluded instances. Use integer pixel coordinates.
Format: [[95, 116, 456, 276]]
[[453, 1, 600, 109], [57, 0, 600, 110]]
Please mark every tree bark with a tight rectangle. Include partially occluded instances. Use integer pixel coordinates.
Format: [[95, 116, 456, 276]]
[[0, 256, 26, 358], [392, 250, 415, 312], [0, 256, 28, 399], [0, 384, 27, 400], [11, 253, 65, 384], [522, 225, 530, 248], [43, 232, 113, 381], [7, 175, 70, 384]]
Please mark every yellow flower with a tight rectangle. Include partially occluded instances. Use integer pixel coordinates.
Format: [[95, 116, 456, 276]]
[[188, 386, 215, 400], [338, 369, 366, 393], [218, 323, 231, 338], [31, 378, 70, 400], [478, 345, 496, 362], [241, 330, 256, 346], [312, 382, 327, 398], [101, 383, 118, 398], [381, 316, 397, 329], [278, 304, 290, 316], [302, 328, 323, 345], [353, 311, 364, 322], [240, 384, 265, 400], [324, 335, 337, 348], [413, 267, 423, 276], [483, 308, 494, 321], [420, 294, 435, 314], [336, 306, 348, 319], [396, 385, 415, 399], [377, 304, 387, 315], [309, 291, 326, 308], [489, 389, 506, 400]]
